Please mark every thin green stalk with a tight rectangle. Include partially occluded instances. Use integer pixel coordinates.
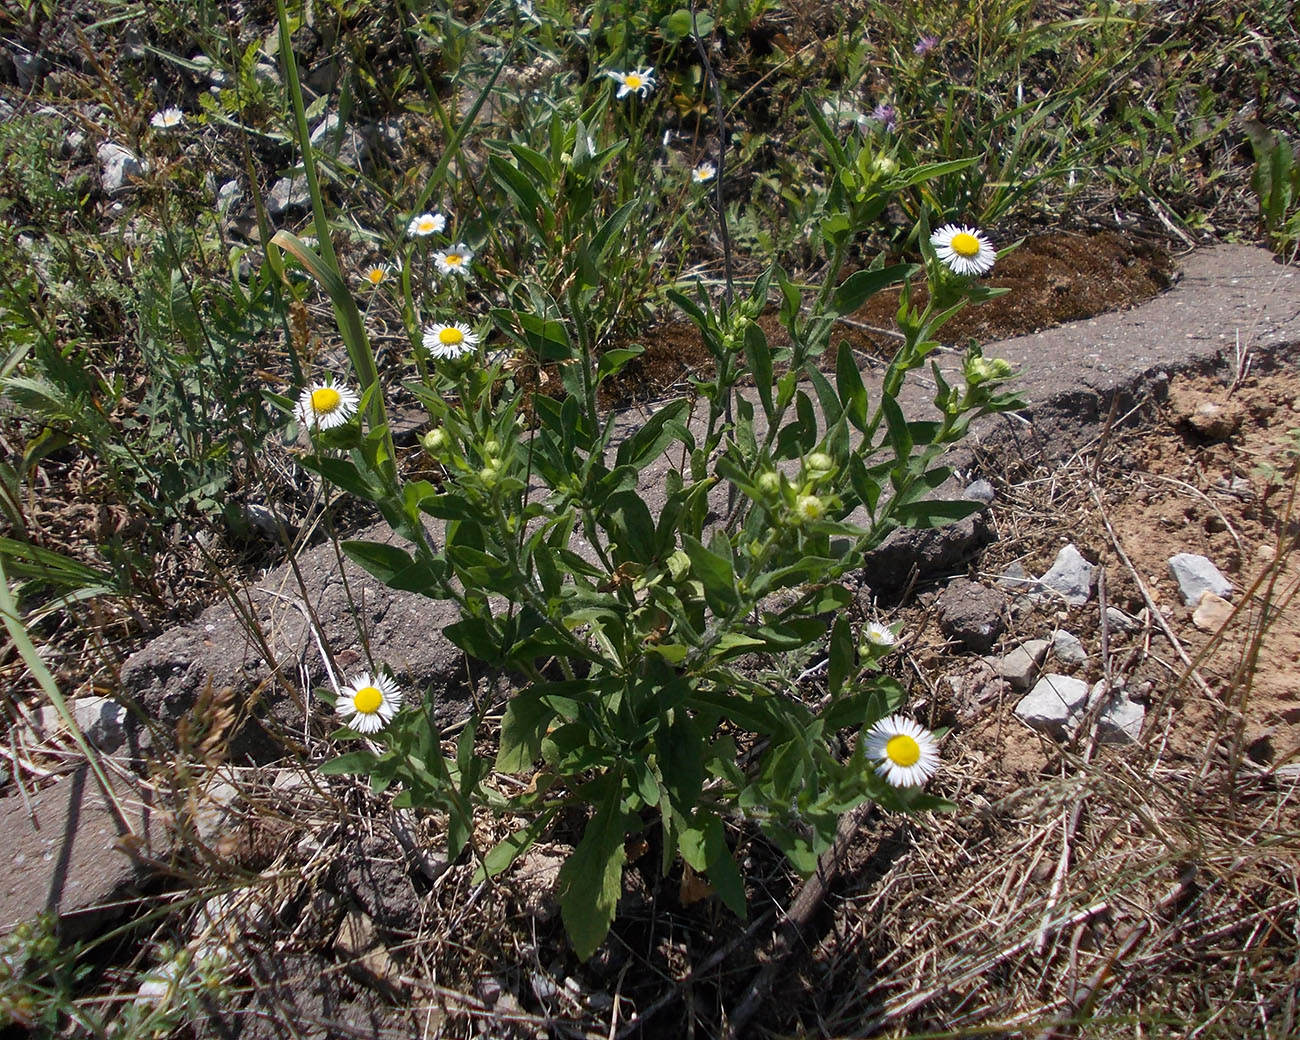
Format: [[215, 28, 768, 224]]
[[0, 556, 133, 834]]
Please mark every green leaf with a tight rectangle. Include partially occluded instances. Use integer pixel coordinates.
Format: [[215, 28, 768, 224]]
[[298, 455, 381, 501], [827, 615, 853, 697], [835, 340, 869, 431], [880, 393, 913, 460], [596, 344, 645, 384], [616, 398, 690, 470], [342, 540, 442, 593], [497, 689, 555, 772], [682, 534, 738, 615], [318, 750, 378, 775], [558, 774, 630, 960], [828, 264, 914, 318], [475, 808, 559, 883], [744, 321, 774, 419]]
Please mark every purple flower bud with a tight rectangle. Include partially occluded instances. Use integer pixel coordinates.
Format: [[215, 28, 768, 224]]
[[870, 103, 898, 132], [914, 35, 939, 56]]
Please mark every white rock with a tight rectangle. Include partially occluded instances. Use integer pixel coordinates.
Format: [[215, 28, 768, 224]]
[[98, 142, 143, 196], [1051, 630, 1087, 665], [1097, 691, 1145, 744], [1168, 553, 1232, 606], [1038, 544, 1094, 605], [1015, 674, 1091, 738]]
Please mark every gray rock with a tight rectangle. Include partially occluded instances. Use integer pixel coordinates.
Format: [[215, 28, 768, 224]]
[[120, 520, 468, 764], [1105, 606, 1142, 633], [937, 578, 1007, 653], [997, 560, 1041, 593], [216, 179, 243, 214], [97, 142, 143, 196], [1015, 673, 1091, 738], [30, 696, 128, 753], [13, 50, 46, 90], [190, 54, 230, 89], [1088, 681, 1145, 744], [1168, 553, 1232, 606], [1038, 543, 1094, 605], [985, 638, 1049, 691], [1051, 629, 1087, 665], [963, 479, 996, 504], [310, 113, 370, 170], [61, 129, 88, 160], [0, 767, 170, 939], [267, 172, 311, 214]]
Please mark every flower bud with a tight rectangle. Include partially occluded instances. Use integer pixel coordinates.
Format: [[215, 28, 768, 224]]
[[804, 451, 835, 480], [795, 493, 825, 524], [756, 471, 782, 497], [422, 428, 450, 456]]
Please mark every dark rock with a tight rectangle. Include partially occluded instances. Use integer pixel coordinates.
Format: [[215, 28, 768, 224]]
[[936, 578, 1007, 652], [860, 511, 995, 591]]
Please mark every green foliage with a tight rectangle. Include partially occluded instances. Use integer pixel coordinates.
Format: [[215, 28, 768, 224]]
[[1247, 127, 1300, 254], [298, 80, 1021, 956]]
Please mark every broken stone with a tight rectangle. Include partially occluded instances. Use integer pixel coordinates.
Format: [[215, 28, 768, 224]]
[[1015, 673, 1091, 739], [0, 767, 170, 938], [335, 909, 404, 994], [29, 696, 128, 753], [1192, 591, 1234, 632], [963, 479, 996, 504], [98, 142, 143, 196], [859, 511, 994, 591], [1038, 543, 1094, 605], [1088, 681, 1146, 744], [985, 639, 1049, 691], [1051, 630, 1087, 665], [1105, 606, 1142, 633], [267, 172, 310, 214], [1168, 552, 1232, 606], [514, 846, 570, 922], [937, 578, 1007, 653], [1188, 399, 1241, 439]]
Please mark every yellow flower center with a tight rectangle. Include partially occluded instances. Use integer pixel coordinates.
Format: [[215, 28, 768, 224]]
[[885, 734, 921, 767], [367, 268, 385, 284], [445, 253, 463, 267], [950, 232, 981, 257], [352, 686, 383, 714], [310, 387, 342, 413], [626, 74, 643, 89], [438, 327, 464, 345], [418, 218, 436, 232]]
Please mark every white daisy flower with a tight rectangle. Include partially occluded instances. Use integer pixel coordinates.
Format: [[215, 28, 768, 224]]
[[294, 377, 360, 430], [407, 212, 447, 237], [608, 67, 656, 99], [692, 161, 716, 183], [930, 224, 996, 277], [863, 621, 896, 649], [433, 243, 474, 279], [150, 107, 185, 130], [863, 715, 940, 787], [336, 672, 402, 734], [423, 321, 480, 360], [359, 262, 393, 287]]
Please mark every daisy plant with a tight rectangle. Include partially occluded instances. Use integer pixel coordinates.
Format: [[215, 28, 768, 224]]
[[315, 98, 1024, 962]]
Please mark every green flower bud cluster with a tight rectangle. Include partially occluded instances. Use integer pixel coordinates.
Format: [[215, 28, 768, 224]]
[[964, 355, 1014, 386]]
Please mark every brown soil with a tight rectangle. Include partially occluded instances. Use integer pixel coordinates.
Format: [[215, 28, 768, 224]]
[[946, 363, 1300, 772], [608, 230, 1175, 405]]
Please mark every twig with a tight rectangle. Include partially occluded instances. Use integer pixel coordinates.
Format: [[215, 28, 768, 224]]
[[724, 801, 876, 1038]]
